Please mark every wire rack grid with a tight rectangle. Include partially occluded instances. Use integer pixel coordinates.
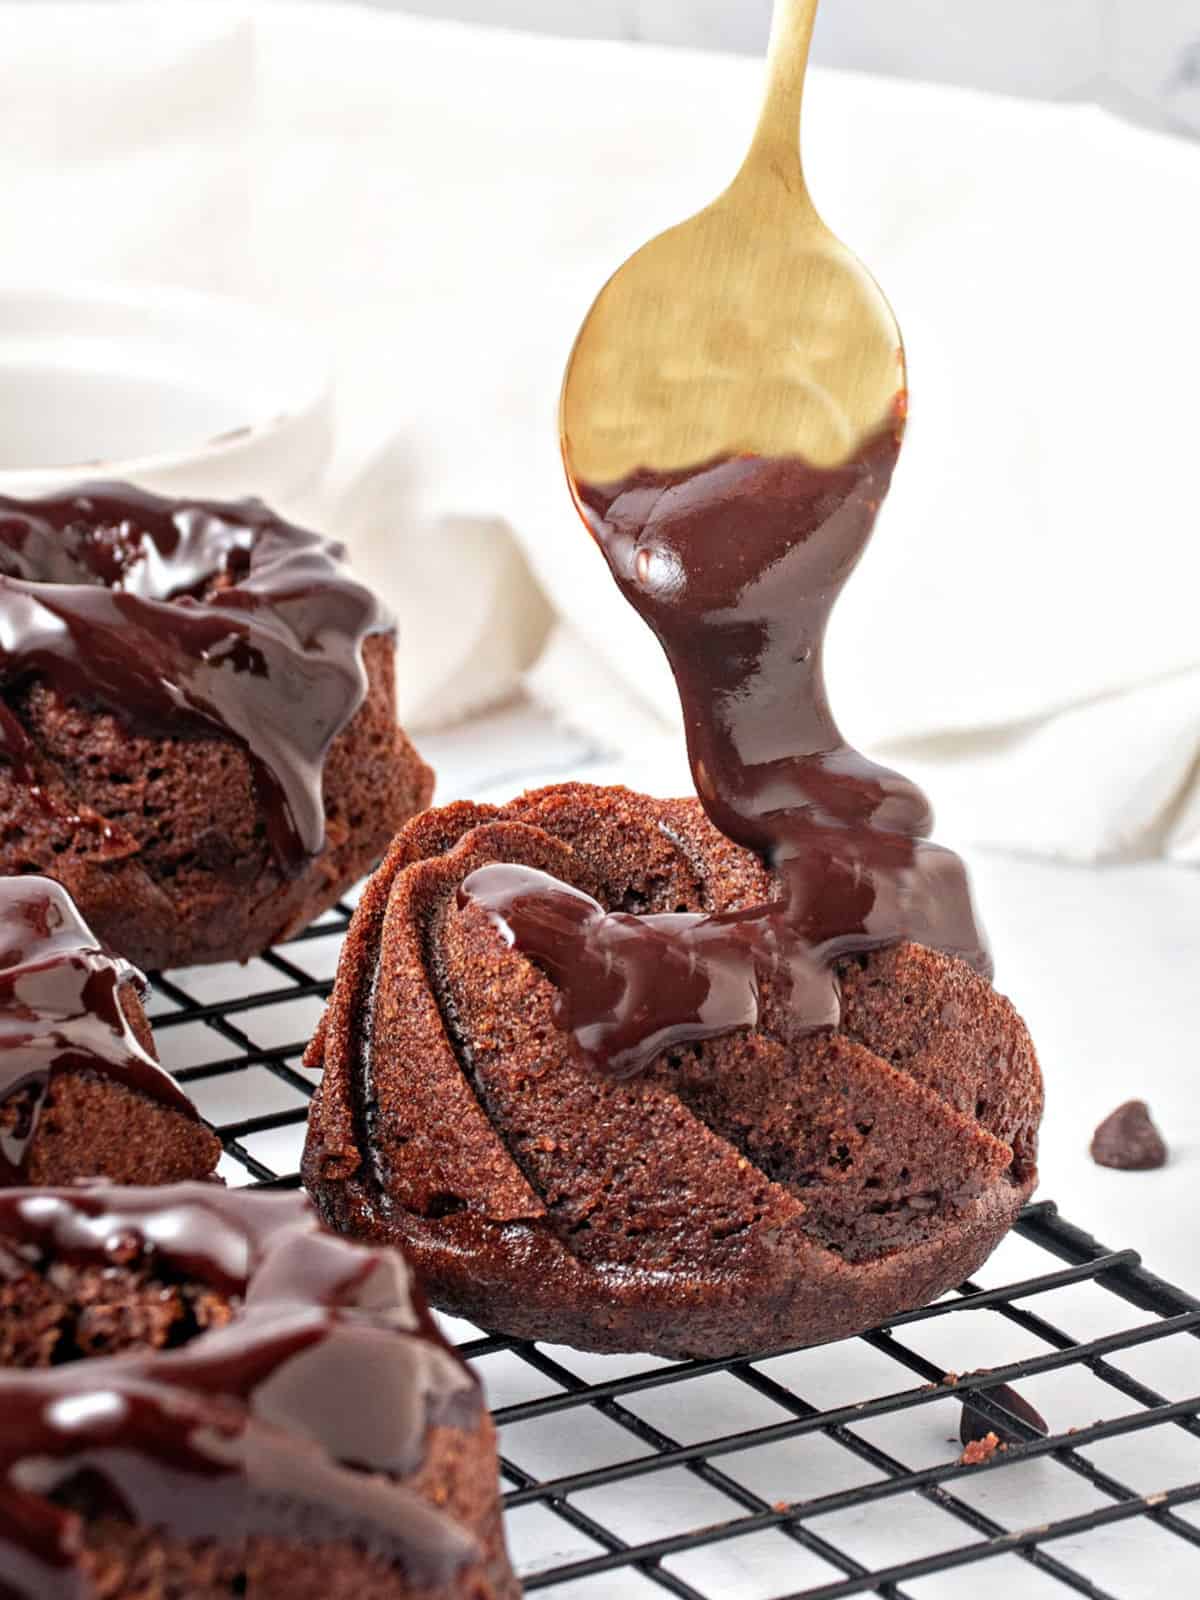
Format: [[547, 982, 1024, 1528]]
[[146, 897, 1200, 1600]]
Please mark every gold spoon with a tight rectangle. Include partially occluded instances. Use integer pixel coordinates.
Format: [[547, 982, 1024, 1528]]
[[561, 0, 905, 490]]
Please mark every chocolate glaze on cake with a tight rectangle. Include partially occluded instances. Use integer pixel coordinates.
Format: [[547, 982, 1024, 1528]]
[[303, 783, 1042, 1358], [306, 385, 1042, 1358], [0, 1184, 518, 1599], [0, 485, 433, 969], [461, 425, 989, 1075], [0, 483, 382, 867], [0, 876, 218, 1187]]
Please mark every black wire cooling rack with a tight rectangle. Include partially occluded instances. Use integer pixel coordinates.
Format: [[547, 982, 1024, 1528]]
[[147, 898, 1200, 1600]]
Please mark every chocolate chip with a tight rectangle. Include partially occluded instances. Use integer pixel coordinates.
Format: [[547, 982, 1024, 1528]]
[[959, 1383, 1049, 1446], [1090, 1100, 1168, 1171]]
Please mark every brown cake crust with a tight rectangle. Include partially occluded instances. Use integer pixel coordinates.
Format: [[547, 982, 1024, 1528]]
[[0, 877, 220, 1187], [0, 632, 432, 970], [0, 1058, 221, 1188], [0, 1186, 518, 1600], [23, 1426, 515, 1600], [303, 783, 1043, 1359], [54, 1435, 515, 1600]]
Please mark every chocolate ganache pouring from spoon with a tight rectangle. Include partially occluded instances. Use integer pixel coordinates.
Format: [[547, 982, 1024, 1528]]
[[461, 0, 990, 1076]]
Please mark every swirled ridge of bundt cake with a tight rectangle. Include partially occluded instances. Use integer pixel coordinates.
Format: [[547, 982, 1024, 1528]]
[[0, 484, 433, 970], [303, 783, 1043, 1360], [0, 874, 219, 1186], [0, 1183, 519, 1600]]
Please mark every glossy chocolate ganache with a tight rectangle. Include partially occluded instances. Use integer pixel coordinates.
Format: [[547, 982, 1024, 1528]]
[[0, 1185, 486, 1598], [462, 419, 989, 1075], [0, 875, 199, 1183], [0, 484, 390, 871]]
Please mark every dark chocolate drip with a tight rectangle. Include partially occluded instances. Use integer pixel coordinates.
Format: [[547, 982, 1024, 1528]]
[[0, 483, 390, 870], [0, 876, 199, 1181], [0, 1185, 481, 1594], [461, 863, 762, 1077], [461, 426, 990, 1076]]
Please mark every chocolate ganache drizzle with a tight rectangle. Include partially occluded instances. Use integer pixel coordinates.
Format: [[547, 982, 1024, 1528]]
[[0, 484, 390, 870], [0, 1185, 482, 1598], [0, 876, 198, 1183], [461, 419, 990, 1077]]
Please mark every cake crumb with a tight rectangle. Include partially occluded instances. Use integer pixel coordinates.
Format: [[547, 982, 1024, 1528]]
[[960, 1431, 1001, 1466]]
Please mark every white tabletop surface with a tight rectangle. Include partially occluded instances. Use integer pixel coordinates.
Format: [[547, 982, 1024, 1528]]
[[175, 699, 1200, 1600]]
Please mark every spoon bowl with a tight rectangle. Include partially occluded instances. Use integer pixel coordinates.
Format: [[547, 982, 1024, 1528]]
[[561, 0, 905, 493]]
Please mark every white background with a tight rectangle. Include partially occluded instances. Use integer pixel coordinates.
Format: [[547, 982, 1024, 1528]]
[[374, 0, 1200, 133], [14, 0, 1200, 133]]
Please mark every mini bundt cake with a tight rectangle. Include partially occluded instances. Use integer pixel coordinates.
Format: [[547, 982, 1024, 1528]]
[[0, 1183, 519, 1599], [0, 874, 219, 1185], [0, 484, 434, 970], [303, 783, 1043, 1360]]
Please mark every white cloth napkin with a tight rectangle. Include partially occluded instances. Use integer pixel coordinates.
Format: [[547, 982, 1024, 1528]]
[[3, 3, 1198, 863]]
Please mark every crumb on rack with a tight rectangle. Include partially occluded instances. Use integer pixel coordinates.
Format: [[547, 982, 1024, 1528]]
[[960, 1431, 1004, 1466]]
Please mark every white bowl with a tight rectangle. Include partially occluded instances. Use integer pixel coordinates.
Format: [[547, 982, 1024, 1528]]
[[0, 282, 333, 509]]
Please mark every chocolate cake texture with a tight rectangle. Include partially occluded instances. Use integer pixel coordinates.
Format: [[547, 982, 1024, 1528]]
[[0, 483, 433, 969], [303, 783, 1042, 1359], [0, 874, 219, 1187], [0, 1183, 519, 1599]]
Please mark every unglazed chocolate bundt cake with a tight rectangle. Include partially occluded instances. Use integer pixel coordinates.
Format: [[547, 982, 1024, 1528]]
[[0, 1183, 519, 1599], [302, 783, 1043, 1359], [0, 484, 434, 970], [0, 874, 219, 1186]]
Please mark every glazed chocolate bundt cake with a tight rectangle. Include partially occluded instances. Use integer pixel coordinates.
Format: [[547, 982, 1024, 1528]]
[[303, 783, 1042, 1359], [0, 874, 219, 1186], [306, 403, 1044, 1358], [0, 484, 433, 970], [0, 1183, 518, 1599]]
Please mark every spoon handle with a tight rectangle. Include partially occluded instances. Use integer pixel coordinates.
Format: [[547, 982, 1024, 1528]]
[[746, 0, 820, 183]]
